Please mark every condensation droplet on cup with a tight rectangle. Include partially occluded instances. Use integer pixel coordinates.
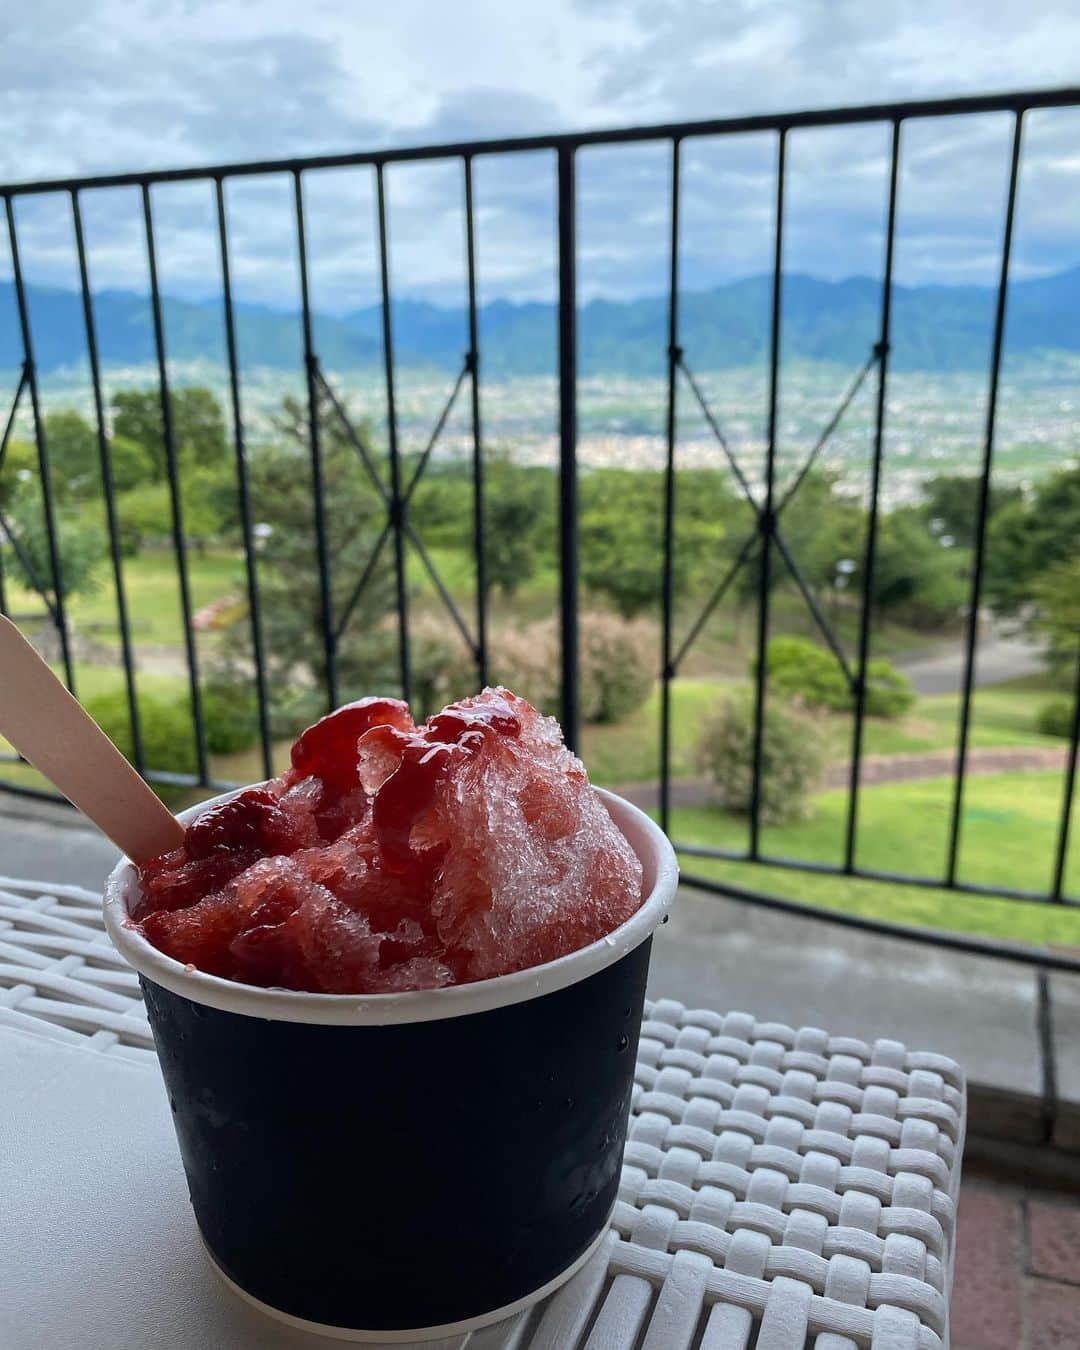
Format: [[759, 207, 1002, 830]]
[[617, 1035, 629, 1052]]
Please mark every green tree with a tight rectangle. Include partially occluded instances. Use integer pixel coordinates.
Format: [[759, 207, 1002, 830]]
[[868, 507, 968, 628], [484, 456, 554, 596], [580, 467, 729, 618], [1030, 556, 1080, 676], [108, 434, 157, 493], [0, 438, 36, 508], [5, 419, 155, 514], [180, 462, 240, 550], [777, 472, 864, 594], [111, 385, 228, 478], [41, 411, 99, 501], [986, 465, 1080, 619], [4, 494, 106, 600], [218, 393, 396, 706], [921, 473, 1021, 549]]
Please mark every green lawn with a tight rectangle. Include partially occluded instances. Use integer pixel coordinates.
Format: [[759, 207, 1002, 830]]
[[668, 771, 1080, 948], [583, 679, 719, 785], [581, 672, 1064, 787], [4, 548, 243, 645]]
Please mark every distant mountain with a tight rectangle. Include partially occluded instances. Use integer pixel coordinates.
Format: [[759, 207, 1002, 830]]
[[2, 266, 1078, 379]]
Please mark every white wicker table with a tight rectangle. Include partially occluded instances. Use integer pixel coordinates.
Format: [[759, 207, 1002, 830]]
[[0, 878, 965, 1349]]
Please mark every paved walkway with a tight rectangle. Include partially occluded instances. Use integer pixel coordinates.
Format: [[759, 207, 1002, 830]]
[[952, 1166, 1080, 1349], [898, 630, 1046, 696]]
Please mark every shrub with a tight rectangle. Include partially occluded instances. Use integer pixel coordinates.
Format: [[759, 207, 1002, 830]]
[[407, 610, 654, 726], [764, 636, 848, 710], [408, 611, 483, 720], [761, 636, 914, 720], [487, 620, 562, 715], [84, 689, 198, 778], [201, 676, 261, 756], [1037, 697, 1076, 740], [698, 691, 824, 825], [579, 613, 654, 723], [863, 659, 916, 719], [88, 678, 266, 773]]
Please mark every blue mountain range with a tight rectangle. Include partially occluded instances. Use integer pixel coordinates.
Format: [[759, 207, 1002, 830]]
[[1, 266, 1077, 378]]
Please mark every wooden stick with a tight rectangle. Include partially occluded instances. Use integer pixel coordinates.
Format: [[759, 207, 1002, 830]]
[[0, 616, 185, 863]]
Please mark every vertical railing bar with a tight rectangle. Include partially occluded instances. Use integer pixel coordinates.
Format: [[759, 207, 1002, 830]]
[[215, 176, 273, 780], [844, 119, 901, 873], [672, 529, 759, 672], [677, 357, 759, 512], [314, 365, 390, 504], [402, 362, 469, 503], [776, 346, 878, 516], [0, 370, 24, 617], [4, 197, 77, 694], [71, 189, 144, 772], [0, 363, 25, 616], [334, 524, 391, 645], [946, 112, 1024, 887], [556, 146, 580, 753], [463, 155, 488, 687], [1051, 644, 1080, 903], [660, 137, 681, 835], [375, 162, 411, 704], [142, 183, 207, 781], [0, 365, 27, 462], [748, 130, 786, 860], [293, 169, 339, 712]]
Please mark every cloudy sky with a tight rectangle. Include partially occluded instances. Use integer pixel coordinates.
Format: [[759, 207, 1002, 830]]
[[2, 0, 1078, 309]]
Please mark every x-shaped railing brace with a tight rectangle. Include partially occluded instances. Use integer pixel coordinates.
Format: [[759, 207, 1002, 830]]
[[0, 363, 63, 631], [668, 342, 883, 692], [310, 355, 480, 665]]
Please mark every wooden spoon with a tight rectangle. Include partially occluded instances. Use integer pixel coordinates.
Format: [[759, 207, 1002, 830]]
[[0, 615, 186, 863]]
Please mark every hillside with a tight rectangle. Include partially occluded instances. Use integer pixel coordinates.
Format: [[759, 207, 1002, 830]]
[[1, 265, 1077, 378]]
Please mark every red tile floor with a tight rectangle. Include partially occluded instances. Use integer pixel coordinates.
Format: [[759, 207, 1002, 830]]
[[952, 1165, 1080, 1349]]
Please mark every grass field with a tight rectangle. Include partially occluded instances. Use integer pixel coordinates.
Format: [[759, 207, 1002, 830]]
[[668, 772, 1080, 948], [3, 548, 243, 645], [2, 548, 1074, 950], [579, 673, 1062, 786]]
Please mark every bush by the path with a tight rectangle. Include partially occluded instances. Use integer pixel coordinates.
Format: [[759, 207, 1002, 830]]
[[409, 610, 654, 726], [698, 691, 824, 825], [1036, 696, 1076, 740], [84, 689, 198, 779], [761, 636, 914, 719]]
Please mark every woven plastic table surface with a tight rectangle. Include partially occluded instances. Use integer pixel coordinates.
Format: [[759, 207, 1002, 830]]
[[1, 878, 965, 1349]]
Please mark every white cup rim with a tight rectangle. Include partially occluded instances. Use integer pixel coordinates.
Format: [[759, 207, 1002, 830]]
[[103, 785, 678, 1026]]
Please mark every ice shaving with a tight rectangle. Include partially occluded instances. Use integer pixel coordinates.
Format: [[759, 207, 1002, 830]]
[[132, 688, 644, 992]]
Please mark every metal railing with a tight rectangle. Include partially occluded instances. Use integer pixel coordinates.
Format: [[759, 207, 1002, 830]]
[[1, 87, 1079, 972]]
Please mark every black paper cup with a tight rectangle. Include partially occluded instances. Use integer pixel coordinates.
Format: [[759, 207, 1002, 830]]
[[104, 787, 678, 1342]]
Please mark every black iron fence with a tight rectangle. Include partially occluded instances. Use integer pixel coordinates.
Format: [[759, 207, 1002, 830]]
[[1, 88, 1078, 971]]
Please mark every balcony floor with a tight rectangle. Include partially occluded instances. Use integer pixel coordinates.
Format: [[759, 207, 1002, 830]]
[[2, 790, 1079, 1344]]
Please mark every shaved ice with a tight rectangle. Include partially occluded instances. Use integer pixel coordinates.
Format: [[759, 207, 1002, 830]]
[[133, 689, 644, 992]]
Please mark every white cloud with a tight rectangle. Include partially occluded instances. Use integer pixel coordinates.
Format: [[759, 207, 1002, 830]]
[[0, 0, 1076, 306]]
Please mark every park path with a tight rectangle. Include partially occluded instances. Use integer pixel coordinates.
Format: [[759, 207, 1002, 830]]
[[614, 743, 1070, 812], [895, 626, 1045, 694]]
